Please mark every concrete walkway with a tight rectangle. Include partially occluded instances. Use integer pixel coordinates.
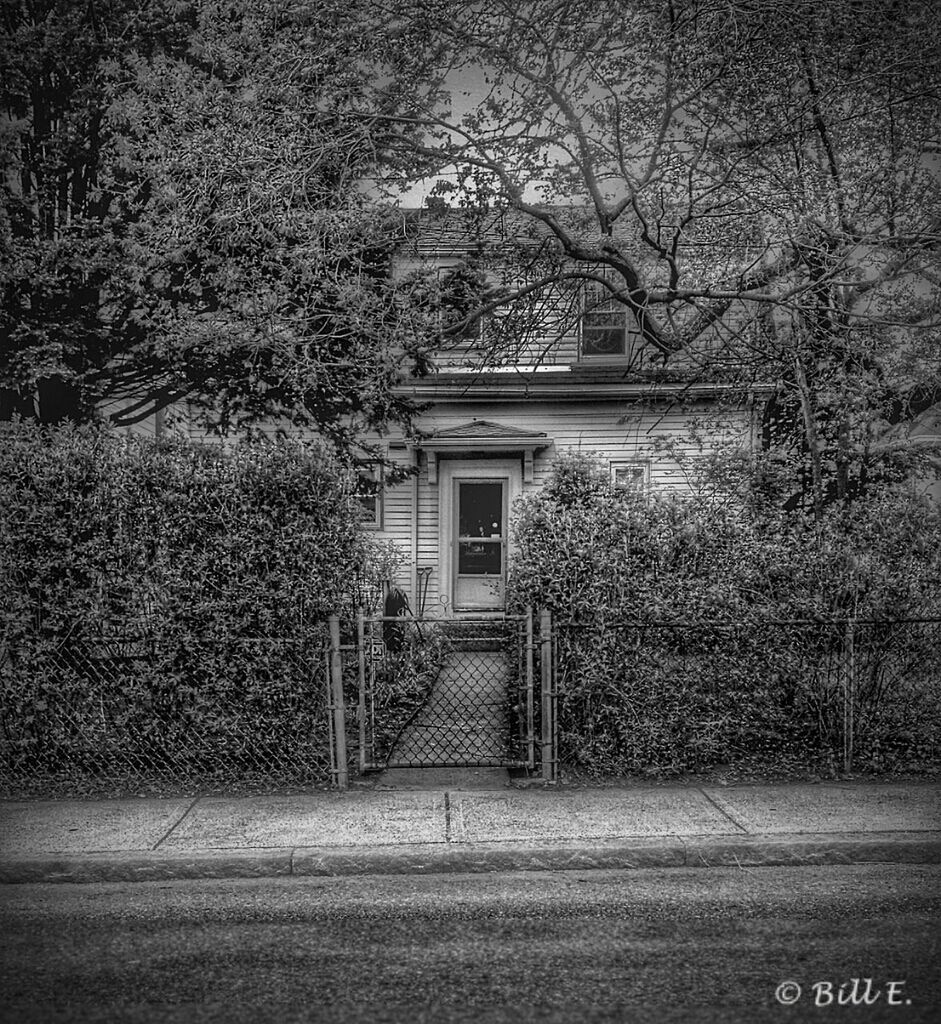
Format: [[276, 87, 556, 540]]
[[387, 653, 509, 767], [1, 776, 938, 885], [2, 776, 939, 885]]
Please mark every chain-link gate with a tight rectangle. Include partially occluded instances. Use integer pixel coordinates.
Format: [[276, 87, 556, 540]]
[[356, 610, 535, 770]]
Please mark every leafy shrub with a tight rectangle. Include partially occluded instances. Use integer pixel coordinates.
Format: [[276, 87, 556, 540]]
[[508, 451, 941, 776], [0, 420, 384, 790]]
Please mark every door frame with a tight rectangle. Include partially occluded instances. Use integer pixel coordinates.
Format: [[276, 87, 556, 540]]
[[438, 458, 522, 614]]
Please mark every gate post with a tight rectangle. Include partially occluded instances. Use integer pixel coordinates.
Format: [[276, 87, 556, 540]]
[[525, 606, 535, 770], [357, 610, 367, 774], [539, 608, 557, 782], [328, 615, 349, 790], [843, 618, 856, 774]]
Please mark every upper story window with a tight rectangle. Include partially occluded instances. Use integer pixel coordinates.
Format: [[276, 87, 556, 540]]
[[436, 265, 488, 352], [581, 277, 643, 362], [435, 263, 516, 366]]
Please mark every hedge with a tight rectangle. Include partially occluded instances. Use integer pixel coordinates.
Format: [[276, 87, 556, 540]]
[[508, 451, 941, 777], [0, 421, 387, 792]]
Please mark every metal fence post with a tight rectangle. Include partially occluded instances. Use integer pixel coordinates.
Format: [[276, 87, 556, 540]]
[[324, 647, 336, 782], [526, 606, 535, 770], [328, 615, 348, 790], [843, 618, 855, 774], [356, 610, 367, 775], [540, 608, 556, 782]]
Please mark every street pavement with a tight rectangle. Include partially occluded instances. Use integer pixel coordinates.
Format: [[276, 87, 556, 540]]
[[1, 769, 938, 884], [3, 865, 939, 1022]]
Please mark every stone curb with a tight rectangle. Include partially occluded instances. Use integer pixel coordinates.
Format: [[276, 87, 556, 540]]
[[0, 848, 294, 885], [1, 832, 938, 885]]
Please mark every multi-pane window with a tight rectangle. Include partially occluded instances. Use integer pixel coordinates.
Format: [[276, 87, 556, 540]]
[[581, 278, 642, 360], [355, 463, 382, 528], [437, 265, 491, 350], [611, 461, 649, 494]]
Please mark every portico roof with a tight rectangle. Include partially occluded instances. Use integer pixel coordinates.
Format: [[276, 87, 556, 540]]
[[422, 419, 549, 446], [412, 420, 551, 484]]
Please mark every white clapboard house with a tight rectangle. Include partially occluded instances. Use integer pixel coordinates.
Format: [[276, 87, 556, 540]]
[[356, 206, 768, 616]]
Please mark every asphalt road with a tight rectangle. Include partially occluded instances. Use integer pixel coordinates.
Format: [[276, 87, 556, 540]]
[[1, 864, 939, 1023]]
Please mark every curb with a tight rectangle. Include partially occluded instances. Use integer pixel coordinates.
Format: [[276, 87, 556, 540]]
[[2, 832, 939, 884]]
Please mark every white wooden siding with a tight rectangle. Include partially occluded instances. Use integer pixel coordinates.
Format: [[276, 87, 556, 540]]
[[371, 397, 754, 611], [369, 447, 415, 594]]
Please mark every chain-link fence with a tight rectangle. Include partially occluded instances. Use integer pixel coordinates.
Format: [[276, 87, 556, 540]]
[[357, 616, 532, 770], [0, 631, 331, 795], [552, 617, 941, 775], [6, 616, 938, 793]]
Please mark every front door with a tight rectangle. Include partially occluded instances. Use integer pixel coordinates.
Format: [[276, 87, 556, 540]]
[[439, 459, 521, 613], [454, 479, 507, 611]]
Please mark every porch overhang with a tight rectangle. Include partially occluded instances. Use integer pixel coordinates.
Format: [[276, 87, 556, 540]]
[[412, 420, 552, 484]]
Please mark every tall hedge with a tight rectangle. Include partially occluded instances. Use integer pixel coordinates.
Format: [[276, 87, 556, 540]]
[[508, 451, 941, 776], [0, 421, 375, 791]]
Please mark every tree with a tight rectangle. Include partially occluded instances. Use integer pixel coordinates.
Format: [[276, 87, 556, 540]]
[[0, 0, 433, 453], [365, 0, 941, 511], [0, 0, 191, 423]]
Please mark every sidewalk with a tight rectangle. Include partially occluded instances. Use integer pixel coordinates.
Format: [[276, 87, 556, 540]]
[[1, 772, 939, 884]]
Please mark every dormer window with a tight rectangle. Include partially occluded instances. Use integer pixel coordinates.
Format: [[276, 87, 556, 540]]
[[581, 278, 643, 362]]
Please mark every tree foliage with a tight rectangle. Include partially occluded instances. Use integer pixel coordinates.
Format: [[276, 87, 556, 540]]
[[3, 0, 938, 496], [368, 0, 941, 510], [0, 0, 432, 451]]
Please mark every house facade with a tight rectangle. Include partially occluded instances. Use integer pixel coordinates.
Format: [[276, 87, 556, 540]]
[[366, 374, 761, 617], [356, 208, 766, 616], [107, 207, 770, 617]]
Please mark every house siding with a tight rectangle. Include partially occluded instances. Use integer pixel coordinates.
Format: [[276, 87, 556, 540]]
[[373, 395, 755, 613]]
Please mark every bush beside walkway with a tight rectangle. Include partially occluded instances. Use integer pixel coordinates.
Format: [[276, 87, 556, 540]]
[[510, 453, 941, 778], [0, 422, 383, 794]]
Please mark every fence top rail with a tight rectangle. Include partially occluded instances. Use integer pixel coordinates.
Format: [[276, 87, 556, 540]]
[[4, 633, 329, 646], [552, 616, 941, 628], [359, 613, 531, 624]]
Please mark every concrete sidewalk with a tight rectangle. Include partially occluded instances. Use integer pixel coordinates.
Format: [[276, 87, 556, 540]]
[[1, 776, 939, 884]]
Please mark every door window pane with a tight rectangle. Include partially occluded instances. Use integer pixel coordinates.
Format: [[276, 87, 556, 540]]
[[458, 482, 503, 538], [458, 540, 502, 575]]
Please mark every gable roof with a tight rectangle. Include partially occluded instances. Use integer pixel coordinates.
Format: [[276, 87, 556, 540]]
[[413, 418, 551, 483]]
